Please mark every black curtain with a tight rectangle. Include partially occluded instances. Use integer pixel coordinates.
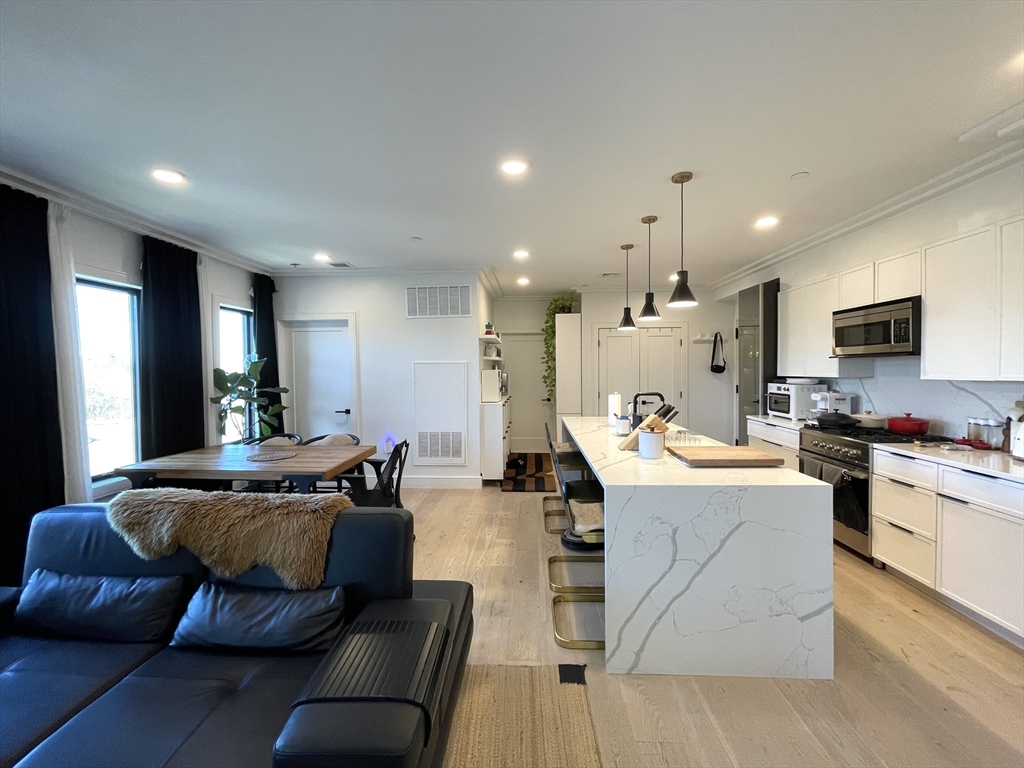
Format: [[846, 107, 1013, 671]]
[[139, 236, 205, 459], [252, 273, 283, 434], [0, 185, 65, 584]]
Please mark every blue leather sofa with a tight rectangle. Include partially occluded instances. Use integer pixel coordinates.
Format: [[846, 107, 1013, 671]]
[[0, 504, 473, 768]]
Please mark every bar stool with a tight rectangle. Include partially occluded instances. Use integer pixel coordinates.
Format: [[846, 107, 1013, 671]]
[[542, 423, 595, 534]]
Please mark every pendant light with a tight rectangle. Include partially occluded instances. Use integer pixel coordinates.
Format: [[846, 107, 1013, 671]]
[[637, 215, 661, 321], [617, 244, 637, 331], [667, 171, 698, 307]]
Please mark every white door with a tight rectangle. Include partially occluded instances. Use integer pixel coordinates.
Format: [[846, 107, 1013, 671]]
[[502, 334, 550, 453], [283, 322, 357, 440], [639, 326, 683, 409], [597, 328, 639, 417]]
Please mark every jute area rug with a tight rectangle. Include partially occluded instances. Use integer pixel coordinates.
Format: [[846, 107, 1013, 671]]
[[502, 453, 557, 493], [443, 664, 602, 768]]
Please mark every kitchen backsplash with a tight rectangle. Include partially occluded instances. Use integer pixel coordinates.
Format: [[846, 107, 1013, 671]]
[[834, 357, 1023, 438]]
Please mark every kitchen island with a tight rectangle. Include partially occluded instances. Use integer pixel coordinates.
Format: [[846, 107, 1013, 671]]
[[561, 416, 834, 678]]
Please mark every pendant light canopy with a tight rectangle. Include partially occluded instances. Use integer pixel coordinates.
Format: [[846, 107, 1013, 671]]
[[617, 243, 637, 331], [638, 215, 661, 321], [667, 171, 698, 308]]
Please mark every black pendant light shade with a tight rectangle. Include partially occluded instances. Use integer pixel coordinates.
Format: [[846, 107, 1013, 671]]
[[617, 243, 637, 331], [638, 215, 661, 321], [667, 171, 698, 308]]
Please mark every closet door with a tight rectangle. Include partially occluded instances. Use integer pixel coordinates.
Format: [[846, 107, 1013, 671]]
[[597, 328, 639, 416], [640, 326, 683, 403]]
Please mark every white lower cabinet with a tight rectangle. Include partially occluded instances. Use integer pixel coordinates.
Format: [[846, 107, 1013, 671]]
[[748, 435, 799, 471], [938, 496, 1023, 635], [873, 518, 936, 587], [481, 397, 512, 480]]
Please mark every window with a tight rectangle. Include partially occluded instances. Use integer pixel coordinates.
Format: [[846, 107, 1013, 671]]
[[218, 306, 254, 443], [76, 280, 140, 477]]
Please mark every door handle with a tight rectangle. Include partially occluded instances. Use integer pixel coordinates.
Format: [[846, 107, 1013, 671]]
[[335, 409, 351, 414], [541, 398, 552, 402]]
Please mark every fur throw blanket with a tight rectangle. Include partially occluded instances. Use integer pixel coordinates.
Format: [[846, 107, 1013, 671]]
[[107, 489, 354, 589]]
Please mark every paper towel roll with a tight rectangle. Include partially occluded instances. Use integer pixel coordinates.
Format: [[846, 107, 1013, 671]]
[[608, 393, 621, 427]]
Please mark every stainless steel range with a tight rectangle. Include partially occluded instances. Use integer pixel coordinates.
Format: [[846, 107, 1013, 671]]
[[798, 424, 949, 560]]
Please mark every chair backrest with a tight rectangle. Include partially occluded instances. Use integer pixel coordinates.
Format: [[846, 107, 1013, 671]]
[[243, 433, 302, 446], [302, 433, 360, 446], [375, 441, 409, 499]]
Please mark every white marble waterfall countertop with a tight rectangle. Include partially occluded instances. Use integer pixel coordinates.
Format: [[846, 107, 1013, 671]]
[[561, 416, 834, 679], [561, 416, 825, 488]]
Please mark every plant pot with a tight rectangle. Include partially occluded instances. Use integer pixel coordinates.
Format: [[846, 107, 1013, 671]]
[[888, 413, 930, 436]]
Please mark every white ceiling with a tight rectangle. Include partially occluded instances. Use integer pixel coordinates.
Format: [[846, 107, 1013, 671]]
[[1, 0, 1022, 296]]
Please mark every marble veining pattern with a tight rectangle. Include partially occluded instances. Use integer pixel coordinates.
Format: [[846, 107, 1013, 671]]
[[562, 417, 834, 679]]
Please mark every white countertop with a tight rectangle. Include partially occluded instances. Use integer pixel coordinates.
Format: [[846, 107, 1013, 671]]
[[874, 443, 1024, 483], [561, 416, 824, 488], [746, 414, 806, 431]]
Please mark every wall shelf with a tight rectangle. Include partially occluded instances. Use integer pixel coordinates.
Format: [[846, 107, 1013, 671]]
[[482, 355, 504, 362], [479, 335, 502, 343]]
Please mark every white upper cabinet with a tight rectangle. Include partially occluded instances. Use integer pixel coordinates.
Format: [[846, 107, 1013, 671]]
[[838, 264, 874, 309], [999, 218, 1024, 380], [922, 228, 999, 380], [806, 276, 840, 377], [777, 286, 806, 377], [875, 251, 922, 303]]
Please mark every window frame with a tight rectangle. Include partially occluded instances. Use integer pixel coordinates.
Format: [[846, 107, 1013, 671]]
[[75, 277, 142, 481], [217, 305, 256, 442]]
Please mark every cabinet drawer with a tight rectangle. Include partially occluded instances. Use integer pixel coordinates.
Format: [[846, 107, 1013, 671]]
[[746, 419, 800, 450], [872, 476, 936, 539], [873, 450, 937, 490], [938, 466, 1023, 518], [749, 436, 800, 471], [872, 519, 935, 587]]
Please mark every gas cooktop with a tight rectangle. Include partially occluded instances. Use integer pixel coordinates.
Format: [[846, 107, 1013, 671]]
[[803, 423, 951, 445]]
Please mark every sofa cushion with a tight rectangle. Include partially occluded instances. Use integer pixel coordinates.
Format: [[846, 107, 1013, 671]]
[[172, 583, 345, 652], [14, 649, 323, 768], [0, 636, 162, 768], [15, 569, 185, 642]]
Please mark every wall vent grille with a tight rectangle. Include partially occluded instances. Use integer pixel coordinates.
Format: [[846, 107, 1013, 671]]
[[406, 286, 472, 318], [329, 261, 357, 268], [417, 431, 464, 460]]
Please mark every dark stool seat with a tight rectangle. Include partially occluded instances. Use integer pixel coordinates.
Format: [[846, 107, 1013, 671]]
[[565, 479, 604, 501]]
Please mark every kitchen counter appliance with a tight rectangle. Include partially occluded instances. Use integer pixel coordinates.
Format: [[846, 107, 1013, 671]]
[[832, 296, 921, 357], [767, 382, 826, 421], [798, 422, 949, 560]]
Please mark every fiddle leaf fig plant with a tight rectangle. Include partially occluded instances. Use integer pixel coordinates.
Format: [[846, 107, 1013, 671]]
[[211, 354, 289, 439]]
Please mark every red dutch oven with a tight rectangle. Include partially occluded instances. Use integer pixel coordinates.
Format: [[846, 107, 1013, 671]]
[[888, 412, 930, 436]]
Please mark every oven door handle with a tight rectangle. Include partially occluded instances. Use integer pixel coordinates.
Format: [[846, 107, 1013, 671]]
[[798, 452, 869, 480]]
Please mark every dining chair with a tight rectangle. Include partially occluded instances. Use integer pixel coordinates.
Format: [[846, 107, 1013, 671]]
[[301, 433, 360, 446], [240, 433, 302, 491], [343, 441, 409, 508]]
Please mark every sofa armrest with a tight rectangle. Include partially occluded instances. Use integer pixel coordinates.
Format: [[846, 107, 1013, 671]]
[[0, 586, 21, 634]]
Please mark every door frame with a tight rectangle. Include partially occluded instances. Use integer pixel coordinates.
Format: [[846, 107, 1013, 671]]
[[276, 312, 362, 440], [502, 331, 550, 454]]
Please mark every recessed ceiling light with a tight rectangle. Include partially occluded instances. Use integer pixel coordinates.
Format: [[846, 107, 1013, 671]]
[[313, 252, 331, 262], [790, 171, 810, 180], [513, 250, 529, 259], [517, 277, 530, 286], [755, 216, 779, 229], [151, 168, 185, 185], [669, 273, 679, 281], [501, 160, 528, 175]]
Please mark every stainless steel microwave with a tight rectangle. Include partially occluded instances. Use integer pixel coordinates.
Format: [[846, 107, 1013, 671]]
[[832, 296, 921, 357]]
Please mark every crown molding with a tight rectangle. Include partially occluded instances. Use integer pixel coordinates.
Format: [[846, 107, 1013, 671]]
[[0, 166, 271, 275], [478, 268, 503, 299], [269, 266, 482, 280], [708, 142, 1024, 296]]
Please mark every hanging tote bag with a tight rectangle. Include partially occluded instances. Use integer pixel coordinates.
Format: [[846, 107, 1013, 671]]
[[710, 332, 727, 374]]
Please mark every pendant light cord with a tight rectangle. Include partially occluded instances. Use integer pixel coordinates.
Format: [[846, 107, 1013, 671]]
[[680, 182, 685, 271], [647, 222, 652, 290], [624, 247, 629, 304]]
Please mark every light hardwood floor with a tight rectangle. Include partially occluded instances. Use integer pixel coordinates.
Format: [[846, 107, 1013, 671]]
[[406, 486, 1024, 768]]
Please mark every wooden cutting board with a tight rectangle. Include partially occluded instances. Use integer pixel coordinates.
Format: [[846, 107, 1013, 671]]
[[667, 446, 785, 467]]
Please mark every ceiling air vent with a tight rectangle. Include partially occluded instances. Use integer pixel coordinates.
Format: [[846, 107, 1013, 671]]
[[406, 285, 472, 318], [329, 261, 357, 268], [601, 272, 622, 278]]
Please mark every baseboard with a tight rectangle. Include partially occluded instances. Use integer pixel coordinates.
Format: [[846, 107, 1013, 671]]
[[401, 475, 483, 490]]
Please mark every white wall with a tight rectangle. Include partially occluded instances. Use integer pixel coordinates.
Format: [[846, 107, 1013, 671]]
[[578, 289, 737, 445], [273, 271, 483, 487], [715, 162, 1024, 437], [493, 296, 556, 334]]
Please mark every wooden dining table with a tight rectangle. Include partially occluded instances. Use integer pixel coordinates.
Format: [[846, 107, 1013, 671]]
[[117, 443, 377, 493]]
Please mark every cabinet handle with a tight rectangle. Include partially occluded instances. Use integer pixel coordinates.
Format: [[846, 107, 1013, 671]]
[[887, 477, 916, 489], [885, 520, 916, 536], [937, 493, 968, 506], [958, 468, 1003, 482]]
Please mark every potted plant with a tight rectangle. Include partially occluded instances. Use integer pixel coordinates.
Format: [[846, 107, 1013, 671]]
[[210, 354, 289, 439], [542, 291, 580, 398]]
